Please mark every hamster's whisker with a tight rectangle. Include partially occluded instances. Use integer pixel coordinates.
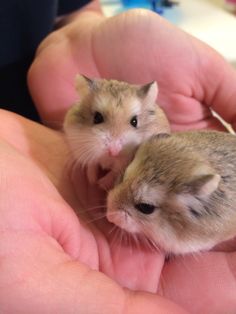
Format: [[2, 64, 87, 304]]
[[108, 224, 117, 235], [123, 231, 129, 246], [131, 233, 137, 249], [127, 232, 132, 251], [84, 213, 107, 224], [190, 251, 203, 263], [102, 186, 109, 193], [120, 228, 125, 247], [64, 156, 80, 173], [71, 146, 99, 165], [66, 137, 99, 147], [138, 233, 149, 250], [79, 151, 96, 166], [77, 205, 106, 215], [70, 140, 100, 152], [130, 233, 138, 254], [84, 205, 107, 211], [120, 229, 126, 248], [135, 234, 142, 250], [110, 226, 122, 250], [131, 233, 140, 251], [141, 232, 160, 253], [147, 238, 160, 253]]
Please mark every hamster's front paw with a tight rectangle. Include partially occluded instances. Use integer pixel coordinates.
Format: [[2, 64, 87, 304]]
[[98, 171, 117, 191], [87, 164, 99, 185]]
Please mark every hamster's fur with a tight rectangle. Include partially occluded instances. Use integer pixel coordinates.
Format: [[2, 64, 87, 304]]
[[64, 75, 170, 190], [107, 131, 236, 254]]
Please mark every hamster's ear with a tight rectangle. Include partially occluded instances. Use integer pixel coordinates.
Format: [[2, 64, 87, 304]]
[[186, 165, 221, 197], [137, 81, 158, 107], [75, 75, 97, 98]]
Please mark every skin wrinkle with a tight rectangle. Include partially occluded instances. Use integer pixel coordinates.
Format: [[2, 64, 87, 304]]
[[202, 53, 236, 124], [28, 7, 236, 130], [68, 264, 123, 314], [190, 40, 212, 103], [226, 253, 236, 283], [4, 5, 235, 312], [92, 225, 114, 273], [221, 90, 236, 125], [205, 62, 226, 111], [162, 93, 221, 131], [70, 13, 104, 77]]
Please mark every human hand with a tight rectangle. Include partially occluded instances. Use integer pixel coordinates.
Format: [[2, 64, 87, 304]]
[[1, 109, 236, 313], [0, 110, 187, 313], [28, 5, 236, 131], [26, 6, 236, 313]]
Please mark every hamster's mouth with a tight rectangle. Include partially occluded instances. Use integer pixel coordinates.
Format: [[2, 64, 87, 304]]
[[96, 165, 111, 181]]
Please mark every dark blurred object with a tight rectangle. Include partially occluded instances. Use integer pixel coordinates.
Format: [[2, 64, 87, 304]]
[[0, 0, 90, 122], [162, 0, 178, 8], [151, 0, 178, 14]]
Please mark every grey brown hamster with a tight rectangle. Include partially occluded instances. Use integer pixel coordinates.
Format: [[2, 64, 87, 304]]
[[64, 75, 170, 190], [107, 131, 236, 254]]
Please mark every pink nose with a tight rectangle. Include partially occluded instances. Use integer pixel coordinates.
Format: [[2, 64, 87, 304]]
[[108, 142, 122, 157]]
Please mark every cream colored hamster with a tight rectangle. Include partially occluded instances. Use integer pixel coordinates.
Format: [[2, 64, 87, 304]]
[[64, 75, 170, 190], [107, 131, 236, 254]]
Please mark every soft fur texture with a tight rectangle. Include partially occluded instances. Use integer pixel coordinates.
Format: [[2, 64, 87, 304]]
[[64, 75, 170, 190], [107, 130, 236, 254]]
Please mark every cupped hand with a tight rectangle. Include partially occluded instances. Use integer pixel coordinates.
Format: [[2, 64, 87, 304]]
[[0, 110, 185, 313], [28, 5, 236, 131], [18, 4, 236, 313], [1, 110, 236, 313]]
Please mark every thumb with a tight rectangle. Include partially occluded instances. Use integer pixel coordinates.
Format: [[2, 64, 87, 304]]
[[199, 45, 236, 130], [123, 289, 189, 314]]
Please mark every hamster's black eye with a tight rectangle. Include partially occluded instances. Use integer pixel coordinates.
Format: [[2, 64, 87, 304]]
[[135, 203, 155, 214], [93, 111, 104, 124], [130, 116, 138, 128], [189, 207, 201, 218]]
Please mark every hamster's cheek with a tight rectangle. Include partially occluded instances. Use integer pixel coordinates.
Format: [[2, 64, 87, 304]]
[[125, 131, 142, 148]]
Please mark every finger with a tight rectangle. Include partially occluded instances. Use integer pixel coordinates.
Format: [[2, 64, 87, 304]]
[[0, 110, 74, 198], [198, 46, 236, 131], [0, 229, 187, 313], [160, 252, 236, 313], [92, 10, 236, 131], [170, 113, 230, 132], [212, 236, 236, 252], [28, 12, 104, 126], [0, 135, 185, 313]]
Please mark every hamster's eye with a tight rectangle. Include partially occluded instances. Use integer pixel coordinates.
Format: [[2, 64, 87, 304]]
[[130, 116, 138, 128], [189, 207, 201, 218], [135, 203, 155, 214], [93, 111, 104, 124]]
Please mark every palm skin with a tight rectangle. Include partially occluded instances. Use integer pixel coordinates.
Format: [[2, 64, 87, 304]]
[[28, 9, 236, 131], [1, 5, 236, 313]]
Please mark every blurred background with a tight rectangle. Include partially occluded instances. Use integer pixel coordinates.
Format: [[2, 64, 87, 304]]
[[100, 0, 236, 68]]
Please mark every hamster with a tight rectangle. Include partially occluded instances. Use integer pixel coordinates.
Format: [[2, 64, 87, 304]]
[[107, 131, 236, 255], [64, 75, 170, 190]]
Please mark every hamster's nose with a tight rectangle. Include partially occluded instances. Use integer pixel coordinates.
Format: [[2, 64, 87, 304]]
[[108, 141, 122, 157], [107, 210, 126, 228]]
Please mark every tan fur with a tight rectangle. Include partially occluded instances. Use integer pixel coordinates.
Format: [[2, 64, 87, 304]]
[[107, 130, 236, 254], [64, 76, 170, 190]]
